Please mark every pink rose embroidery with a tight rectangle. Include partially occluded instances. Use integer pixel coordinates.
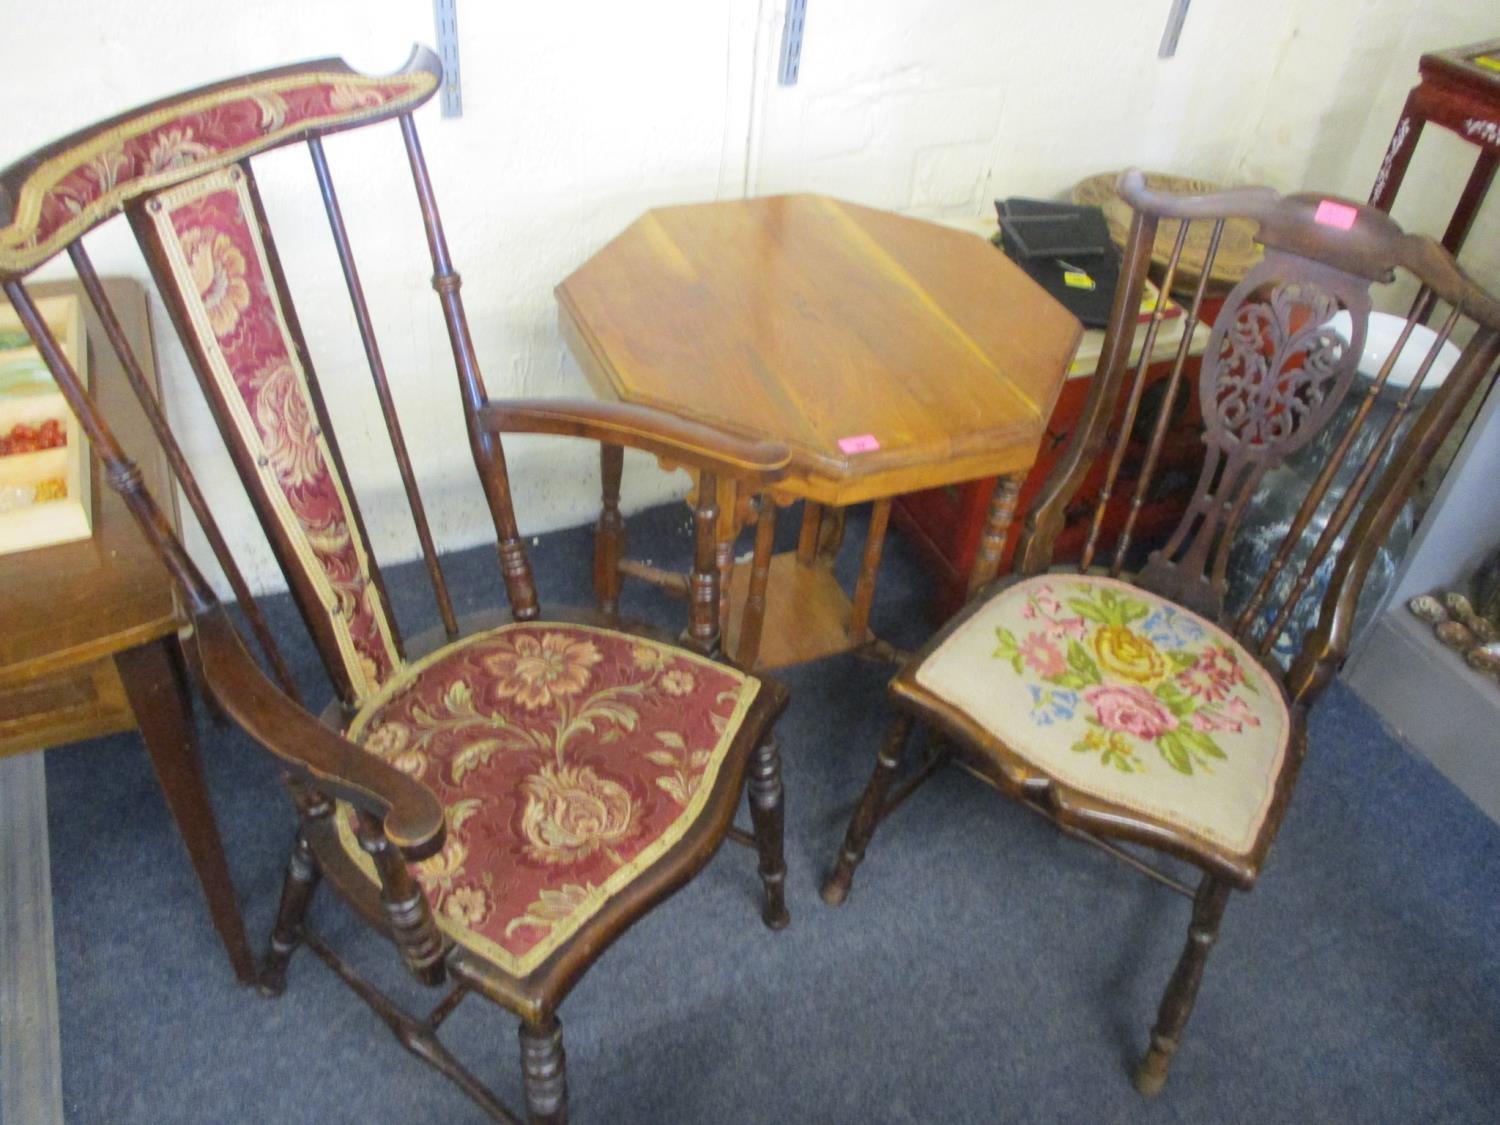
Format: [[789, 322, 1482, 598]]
[[1085, 684, 1178, 741]]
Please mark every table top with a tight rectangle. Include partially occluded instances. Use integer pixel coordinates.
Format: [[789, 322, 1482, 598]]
[[558, 194, 1081, 506], [0, 279, 176, 687], [1422, 39, 1500, 98]]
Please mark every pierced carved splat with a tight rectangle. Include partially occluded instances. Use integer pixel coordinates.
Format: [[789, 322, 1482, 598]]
[[1138, 252, 1371, 617]]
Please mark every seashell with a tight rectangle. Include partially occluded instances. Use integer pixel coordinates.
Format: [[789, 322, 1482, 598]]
[[1441, 591, 1474, 619], [1435, 620, 1476, 650], [1469, 616, 1500, 645], [1464, 644, 1500, 677], [1407, 594, 1447, 624]]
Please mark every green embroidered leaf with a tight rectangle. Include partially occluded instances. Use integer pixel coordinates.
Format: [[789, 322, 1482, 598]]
[[993, 627, 1024, 675], [1066, 640, 1102, 686], [1069, 738, 1094, 755], [1156, 730, 1194, 775], [1167, 650, 1197, 672], [1052, 672, 1089, 691], [1120, 597, 1151, 624], [1179, 726, 1226, 762], [1153, 681, 1197, 718], [1068, 598, 1110, 625]]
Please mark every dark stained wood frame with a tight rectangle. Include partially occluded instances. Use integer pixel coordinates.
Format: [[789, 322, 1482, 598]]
[[0, 49, 795, 1124], [823, 168, 1500, 1097]]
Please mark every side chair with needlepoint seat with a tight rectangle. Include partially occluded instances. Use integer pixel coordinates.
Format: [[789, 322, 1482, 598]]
[[821, 169, 1500, 1094], [0, 47, 795, 1124]]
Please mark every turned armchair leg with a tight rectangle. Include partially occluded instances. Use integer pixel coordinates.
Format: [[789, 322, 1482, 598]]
[[259, 832, 320, 997], [519, 1016, 569, 1125], [1134, 874, 1232, 1096], [746, 737, 790, 930], [821, 712, 914, 906]]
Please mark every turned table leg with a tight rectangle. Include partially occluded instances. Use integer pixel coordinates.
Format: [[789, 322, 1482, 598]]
[[115, 633, 256, 985], [796, 501, 823, 565], [734, 500, 779, 671], [967, 473, 1024, 597], [848, 498, 892, 644]]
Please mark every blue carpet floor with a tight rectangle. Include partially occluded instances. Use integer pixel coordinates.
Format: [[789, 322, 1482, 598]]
[[42, 502, 1500, 1123]]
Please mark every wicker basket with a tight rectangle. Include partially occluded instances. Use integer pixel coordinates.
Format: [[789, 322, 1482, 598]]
[[1071, 171, 1262, 295]]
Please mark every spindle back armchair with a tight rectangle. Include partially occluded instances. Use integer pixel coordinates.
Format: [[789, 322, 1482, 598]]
[[822, 169, 1500, 1095], [1, 48, 795, 1124]]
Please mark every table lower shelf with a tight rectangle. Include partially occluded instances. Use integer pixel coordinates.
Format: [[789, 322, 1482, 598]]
[[724, 551, 857, 670], [0, 657, 135, 758]]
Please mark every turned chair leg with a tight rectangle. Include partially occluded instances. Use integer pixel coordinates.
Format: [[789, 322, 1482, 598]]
[[1134, 874, 1232, 1095], [746, 737, 790, 930], [821, 712, 913, 906], [519, 1016, 569, 1125], [259, 833, 320, 997]]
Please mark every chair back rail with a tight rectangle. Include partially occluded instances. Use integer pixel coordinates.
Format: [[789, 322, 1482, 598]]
[[1015, 169, 1500, 704], [0, 48, 439, 280], [0, 48, 547, 710]]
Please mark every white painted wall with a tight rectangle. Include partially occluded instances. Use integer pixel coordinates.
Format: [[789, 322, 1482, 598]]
[[5, 1, 1496, 596]]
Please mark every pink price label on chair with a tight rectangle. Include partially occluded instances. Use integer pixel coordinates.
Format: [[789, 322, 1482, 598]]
[[1314, 200, 1358, 230], [837, 433, 880, 454]]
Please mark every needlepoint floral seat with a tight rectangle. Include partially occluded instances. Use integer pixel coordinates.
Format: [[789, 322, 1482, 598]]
[[334, 622, 759, 978], [913, 575, 1289, 859]]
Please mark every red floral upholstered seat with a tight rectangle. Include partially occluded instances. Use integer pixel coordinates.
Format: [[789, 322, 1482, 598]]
[[913, 575, 1289, 859], [335, 622, 759, 977]]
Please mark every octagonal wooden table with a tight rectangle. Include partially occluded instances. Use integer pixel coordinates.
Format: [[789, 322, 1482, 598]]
[[557, 194, 1081, 669]]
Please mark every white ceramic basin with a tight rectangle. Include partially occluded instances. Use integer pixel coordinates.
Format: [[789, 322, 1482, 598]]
[[1326, 309, 1461, 392]]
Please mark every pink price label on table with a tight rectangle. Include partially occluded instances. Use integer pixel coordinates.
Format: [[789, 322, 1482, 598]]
[[837, 433, 880, 454], [1314, 200, 1358, 230]]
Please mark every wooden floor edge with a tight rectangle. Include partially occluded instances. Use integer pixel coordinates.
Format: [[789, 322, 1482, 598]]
[[0, 752, 65, 1125]]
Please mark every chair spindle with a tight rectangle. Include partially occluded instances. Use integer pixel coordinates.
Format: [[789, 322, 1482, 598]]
[[1256, 305, 1462, 656], [399, 113, 539, 622], [1112, 219, 1227, 577], [594, 443, 626, 616], [66, 241, 302, 700], [1232, 290, 1428, 637], [1083, 218, 1191, 573], [308, 136, 458, 641]]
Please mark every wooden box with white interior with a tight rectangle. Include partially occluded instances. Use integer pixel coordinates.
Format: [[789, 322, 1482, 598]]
[[0, 292, 90, 556]]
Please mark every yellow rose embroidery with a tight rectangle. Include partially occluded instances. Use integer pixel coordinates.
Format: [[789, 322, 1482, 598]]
[[1092, 625, 1165, 684]]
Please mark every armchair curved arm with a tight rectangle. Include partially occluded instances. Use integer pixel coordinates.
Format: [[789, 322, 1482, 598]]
[[478, 398, 792, 485], [194, 608, 446, 860]]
